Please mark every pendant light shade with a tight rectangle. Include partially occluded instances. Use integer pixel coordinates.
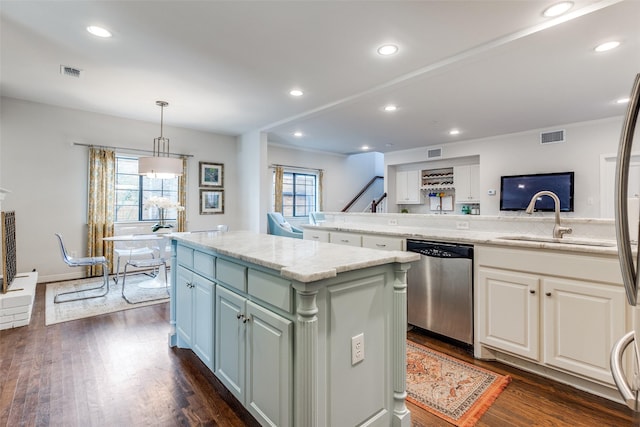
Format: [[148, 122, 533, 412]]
[[138, 101, 183, 179]]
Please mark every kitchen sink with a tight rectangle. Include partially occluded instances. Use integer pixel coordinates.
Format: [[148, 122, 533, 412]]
[[496, 235, 617, 247]]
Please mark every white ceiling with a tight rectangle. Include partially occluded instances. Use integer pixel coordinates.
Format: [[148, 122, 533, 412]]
[[1, 0, 639, 155]]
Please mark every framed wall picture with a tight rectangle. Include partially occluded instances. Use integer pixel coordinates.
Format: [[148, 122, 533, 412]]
[[200, 189, 224, 214], [199, 162, 224, 187]]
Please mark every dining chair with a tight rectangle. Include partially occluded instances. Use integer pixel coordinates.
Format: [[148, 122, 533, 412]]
[[113, 246, 156, 284], [120, 256, 169, 304], [54, 233, 110, 303]]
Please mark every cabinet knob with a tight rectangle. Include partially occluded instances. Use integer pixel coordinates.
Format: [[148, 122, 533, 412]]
[[545, 292, 552, 297], [530, 290, 536, 294], [237, 313, 243, 320], [243, 316, 251, 324]]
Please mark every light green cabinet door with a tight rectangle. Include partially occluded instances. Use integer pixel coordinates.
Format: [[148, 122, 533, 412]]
[[245, 301, 292, 427], [193, 275, 215, 370], [215, 285, 246, 402], [175, 266, 193, 346]]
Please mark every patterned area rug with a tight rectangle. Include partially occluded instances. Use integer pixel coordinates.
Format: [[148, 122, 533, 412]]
[[407, 340, 511, 427], [45, 274, 169, 325]]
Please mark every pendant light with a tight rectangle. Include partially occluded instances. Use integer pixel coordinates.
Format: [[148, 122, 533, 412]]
[[138, 100, 183, 179]]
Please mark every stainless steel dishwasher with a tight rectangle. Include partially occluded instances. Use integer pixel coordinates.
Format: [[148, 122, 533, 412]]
[[406, 239, 474, 345]]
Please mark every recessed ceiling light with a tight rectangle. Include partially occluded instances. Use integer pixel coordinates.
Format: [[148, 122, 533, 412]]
[[542, 1, 574, 17], [616, 97, 630, 104], [449, 129, 461, 136], [361, 145, 370, 151], [377, 44, 398, 56], [384, 104, 397, 112], [86, 25, 112, 38], [293, 131, 303, 137], [594, 41, 620, 52], [289, 89, 303, 97]]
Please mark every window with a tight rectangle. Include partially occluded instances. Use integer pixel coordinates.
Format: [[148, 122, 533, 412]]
[[273, 171, 317, 217], [115, 156, 179, 222]]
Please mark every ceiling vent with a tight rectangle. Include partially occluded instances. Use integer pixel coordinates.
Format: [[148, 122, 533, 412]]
[[427, 147, 442, 159], [60, 65, 82, 78], [540, 129, 565, 144]]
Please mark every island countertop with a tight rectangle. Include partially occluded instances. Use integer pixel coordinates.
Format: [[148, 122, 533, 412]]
[[171, 230, 419, 283]]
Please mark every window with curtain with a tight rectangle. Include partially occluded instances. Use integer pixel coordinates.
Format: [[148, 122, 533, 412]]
[[115, 156, 180, 222], [272, 170, 318, 217]]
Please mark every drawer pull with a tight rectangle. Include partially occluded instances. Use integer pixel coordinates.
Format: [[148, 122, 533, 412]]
[[545, 292, 552, 297], [376, 243, 387, 247], [530, 290, 535, 294], [341, 239, 349, 243]]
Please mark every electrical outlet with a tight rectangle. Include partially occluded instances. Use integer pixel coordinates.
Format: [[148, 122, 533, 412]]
[[456, 221, 469, 230], [351, 333, 365, 365], [388, 219, 398, 225]]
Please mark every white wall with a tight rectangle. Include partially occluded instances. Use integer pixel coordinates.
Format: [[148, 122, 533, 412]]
[[267, 145, 383, 214], [0, 97, 237, 282], [385, 117, 624, 217]]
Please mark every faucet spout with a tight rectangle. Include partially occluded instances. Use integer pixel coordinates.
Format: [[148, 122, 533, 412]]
[[525, 190, 572, 239]]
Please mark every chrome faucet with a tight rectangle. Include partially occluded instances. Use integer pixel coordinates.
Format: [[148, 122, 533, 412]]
[[525, 190, 572, 239]]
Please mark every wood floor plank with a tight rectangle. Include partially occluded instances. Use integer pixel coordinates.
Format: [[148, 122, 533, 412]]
[[1, 281, 638, 426]]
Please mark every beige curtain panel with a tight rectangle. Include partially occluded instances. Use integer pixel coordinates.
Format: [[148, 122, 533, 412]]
[[87, 147, 115, 276], [274, 166, 284, 213], [177, 157, 187, 232]]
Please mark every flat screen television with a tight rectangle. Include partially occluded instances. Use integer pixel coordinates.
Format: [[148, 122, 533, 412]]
[[500, 172, 574, 212]]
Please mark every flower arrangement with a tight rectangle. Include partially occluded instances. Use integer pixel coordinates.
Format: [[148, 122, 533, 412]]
[[144, 196, 184, 211], [144, 196, 184, 232]]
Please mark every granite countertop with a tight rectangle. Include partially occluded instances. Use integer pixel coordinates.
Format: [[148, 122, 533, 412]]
[[302, 222, 623, 256], [171, 230, 420, 283]]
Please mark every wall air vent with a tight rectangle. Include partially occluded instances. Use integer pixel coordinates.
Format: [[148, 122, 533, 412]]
[[540, 129, 565, 144], [427, 147, 442, 159], [60, 65, 82, 78]]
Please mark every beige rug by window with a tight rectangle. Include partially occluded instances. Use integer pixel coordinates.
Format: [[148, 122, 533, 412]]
[[407, 340, 511, 427], [45, 274, 169, 325]]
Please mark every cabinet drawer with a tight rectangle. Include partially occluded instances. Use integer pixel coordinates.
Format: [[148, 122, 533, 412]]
[[362, 235, 404, 251], [329, 232, 362, 247], [248, 269, 293, 313], [303, 229, 329, 243], [176, 245, 194, 268], [217, 258, 247, 292], [194, 251, 215, 278]]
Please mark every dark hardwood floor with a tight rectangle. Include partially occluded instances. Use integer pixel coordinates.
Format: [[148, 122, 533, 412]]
[[1, 282, 638, 426]]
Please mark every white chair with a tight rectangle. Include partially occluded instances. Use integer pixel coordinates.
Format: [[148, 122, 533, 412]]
[[121, 256, 169, 304], [54, 233, 109, 303], [112, 227, 156, 284], [113, 246, 156, 284]]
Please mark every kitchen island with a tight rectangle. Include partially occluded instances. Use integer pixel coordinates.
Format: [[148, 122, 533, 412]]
[[168, 231, 419, 427]]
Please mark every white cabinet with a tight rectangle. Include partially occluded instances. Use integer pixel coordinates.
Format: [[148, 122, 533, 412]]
[[454, 164, 480, 203], [329, 231, 362, 247], [361, 234, 405, 251], [215, 285, 292, 427], [303, 229, 329, 242], [542, 277, 625, 384], [175, 265, 215, 370], [477, 267, 540, 361], [396, 170, 421, 204], [476, 245, 626, 387]]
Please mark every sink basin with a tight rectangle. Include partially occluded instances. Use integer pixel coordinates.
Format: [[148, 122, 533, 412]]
[[496, 235, 616, 248]]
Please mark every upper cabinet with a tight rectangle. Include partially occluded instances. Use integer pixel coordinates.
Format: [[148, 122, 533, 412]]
[[396, 170, 421, 204], [454, 164, 480, 204]]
